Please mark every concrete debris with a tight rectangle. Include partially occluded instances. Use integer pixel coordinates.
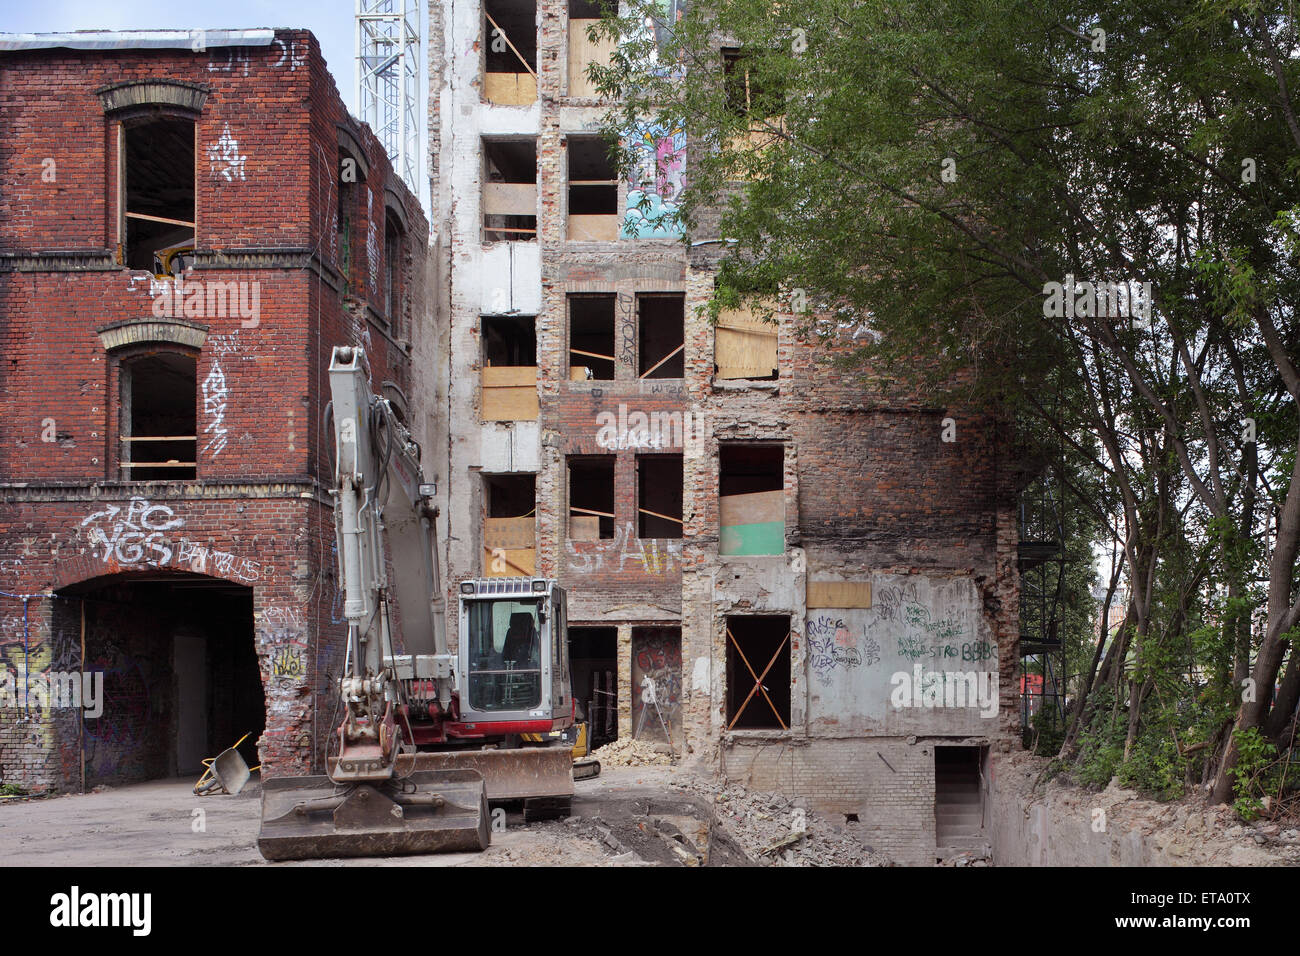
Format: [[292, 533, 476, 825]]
[[589, 738, 675, 767], [670, 778, 895, 867]]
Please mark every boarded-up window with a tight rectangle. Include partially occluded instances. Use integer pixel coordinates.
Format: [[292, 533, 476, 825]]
[[483, 474, 536, 577], [719, 444, 783, 555], [567, 1, 616, 98], [483, 139, 537, 241], [485, 0, 538, 104], [567, 136, 619, 240], [481, 315, 537, 421], [715, 302, 778, 380]]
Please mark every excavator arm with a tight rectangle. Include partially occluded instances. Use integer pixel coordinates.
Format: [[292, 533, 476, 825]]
[[257, 346, 488, 860]]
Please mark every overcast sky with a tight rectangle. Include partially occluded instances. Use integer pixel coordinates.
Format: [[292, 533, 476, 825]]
[[2, 0, 367, 119]]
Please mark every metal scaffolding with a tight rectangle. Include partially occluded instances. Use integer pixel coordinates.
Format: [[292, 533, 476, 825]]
[[356, 0, 422, 197]]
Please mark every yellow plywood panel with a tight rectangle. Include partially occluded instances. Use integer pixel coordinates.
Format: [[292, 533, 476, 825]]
[[807, 580, 873, 609], [569, 515, 601, 540], [716, 303, 778, 379], [567, 20, 616, 98], [567, 214, 620, 241], [484, 515, 535, 551], [483, 182, 537, 217], [482, 365, 537, 388], [482, 387, 538, 421], [570, 366, 592, 381], [484, 547, 536, 577], [485, 72, 537, 105]]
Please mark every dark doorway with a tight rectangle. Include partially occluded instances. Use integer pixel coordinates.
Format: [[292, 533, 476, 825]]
[[569, 626, 617, 749], [54, 574, 263, 787], [935, 745, 986, 851]]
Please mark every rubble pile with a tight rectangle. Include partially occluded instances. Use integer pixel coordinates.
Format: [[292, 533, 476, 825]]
[[589, 738, 674, 767], [676, 779, 894, 866]]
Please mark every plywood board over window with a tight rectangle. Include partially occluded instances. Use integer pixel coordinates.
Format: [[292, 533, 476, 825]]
[[567, 18, 617, 98], [715, 304, 778, 380], [481, 366, 538, 420]]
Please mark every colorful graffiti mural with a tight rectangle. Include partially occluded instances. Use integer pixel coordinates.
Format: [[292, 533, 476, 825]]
[[623, 121, 685, 239]]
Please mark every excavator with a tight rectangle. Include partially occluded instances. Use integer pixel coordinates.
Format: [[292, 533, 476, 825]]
[[258, 346, 591, 861]]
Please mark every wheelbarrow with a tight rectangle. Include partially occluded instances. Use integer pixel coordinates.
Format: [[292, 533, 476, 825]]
[[194, 733, 261, 796]]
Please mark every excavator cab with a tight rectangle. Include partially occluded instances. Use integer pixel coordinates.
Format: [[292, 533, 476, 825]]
[[457, 578, 573, 730]]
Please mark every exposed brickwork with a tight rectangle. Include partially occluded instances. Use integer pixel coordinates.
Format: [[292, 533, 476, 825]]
[[0, 31, 428, 792]]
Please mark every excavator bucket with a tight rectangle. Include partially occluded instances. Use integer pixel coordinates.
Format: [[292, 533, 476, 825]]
[[398, 747, 575, 804], [257, 769, 489, 861]]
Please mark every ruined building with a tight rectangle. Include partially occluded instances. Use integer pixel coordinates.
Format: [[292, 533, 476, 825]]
[[0, 30, 429, 790], [0, 7, 1021, 867], [427, 0, 1021, 864]]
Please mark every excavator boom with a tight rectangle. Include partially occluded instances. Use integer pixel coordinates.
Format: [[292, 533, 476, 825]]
[[257, 346, 488, 861]]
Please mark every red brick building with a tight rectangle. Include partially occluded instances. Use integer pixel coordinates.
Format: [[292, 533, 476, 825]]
[[0, 29, 427, 791]]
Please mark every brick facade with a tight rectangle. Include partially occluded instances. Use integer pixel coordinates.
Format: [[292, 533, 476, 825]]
[[0, 30, 428, 792]]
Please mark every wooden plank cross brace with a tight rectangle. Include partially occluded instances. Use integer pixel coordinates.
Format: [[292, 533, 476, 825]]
[[726, 627, 790, 731]]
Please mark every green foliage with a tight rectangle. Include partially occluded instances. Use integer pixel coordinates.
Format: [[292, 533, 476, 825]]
[[1228, 727, 1280, 821], [0, 783, 26, 797]]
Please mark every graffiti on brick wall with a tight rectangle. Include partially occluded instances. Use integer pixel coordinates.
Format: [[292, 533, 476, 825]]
[[366, 189, 380, 294], [208, 48, 250, 76], [81, 497, 184, 567], [623, 121, 685, 239], [271, 37, 305, 71], [565, 522, 683, 577], [632, 630, 682, 743], [175, 539, 263, 583], [207, 123, 247, 181], [202, 361, 230, 456], [78, 497, 266, 583], [259, 605, 308, 683]]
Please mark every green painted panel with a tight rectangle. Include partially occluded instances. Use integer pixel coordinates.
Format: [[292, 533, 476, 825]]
[[719, 520, 784, 555]]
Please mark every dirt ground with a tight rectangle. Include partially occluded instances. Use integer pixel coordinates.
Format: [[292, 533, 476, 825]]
[[0, 766, 693, 867]]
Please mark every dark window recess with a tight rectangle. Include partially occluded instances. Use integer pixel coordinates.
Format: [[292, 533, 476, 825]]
[[338, 167, 356, 287], [120, 352, 197, 481], [485, 473, 536, 517], [482, 314, 536, 366], [484, 139, 538, 241], [638, 293, 684, 378], [568, 0, 604, 17], [569, 626, 618, 749], [569, 294, 616, 380], [568, 457, 615, 539], [567, 136, 617, 215], [719, 443, 783, 496], [638, 455, 683, 538], [485, 0, 537, 74], [725, 615, 791, 730], [385, 215, 402, 324], [122, 117, 195, 274], [722, 48, 784, 119]]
